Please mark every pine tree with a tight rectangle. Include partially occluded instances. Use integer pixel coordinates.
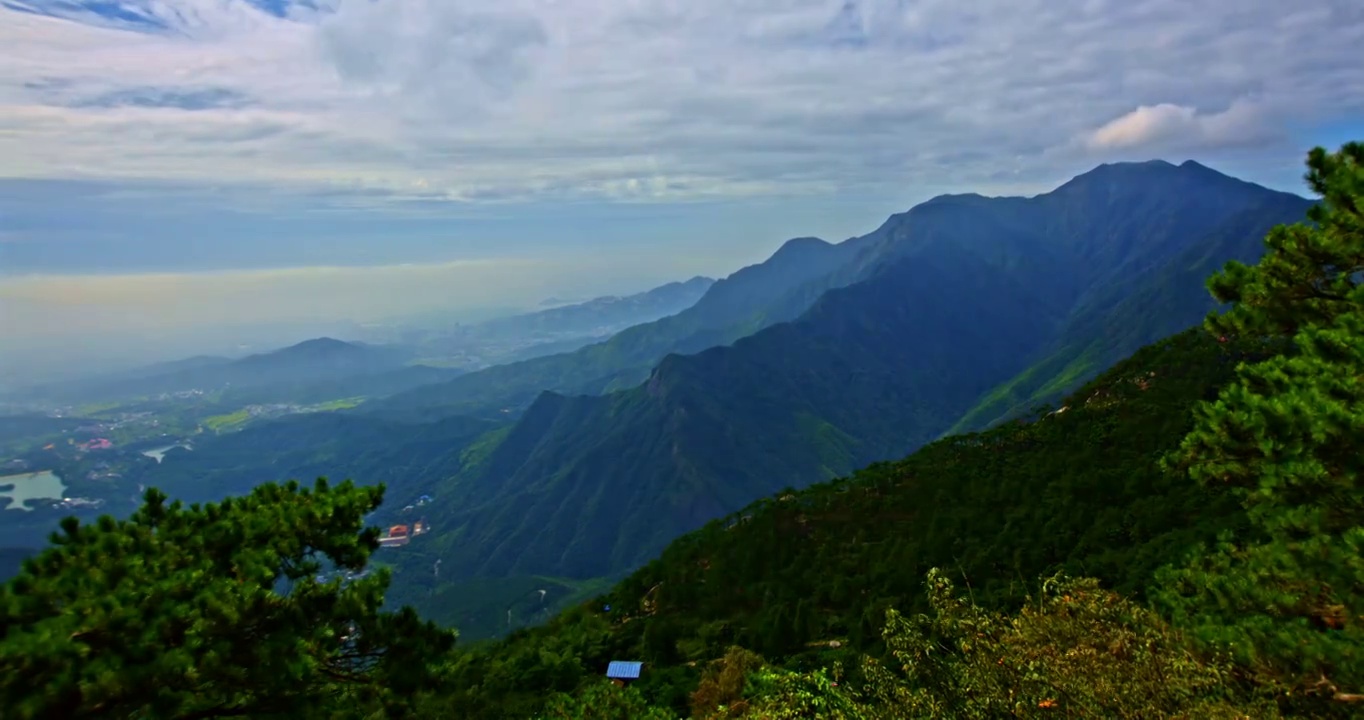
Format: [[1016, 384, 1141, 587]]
[[1155, 142, 1364, 711], [0, 479, 456, 719]]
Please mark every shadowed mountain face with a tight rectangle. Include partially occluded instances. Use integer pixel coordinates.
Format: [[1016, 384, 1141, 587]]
[[395, 159, 1312, 587], [440, 328, 1275, 717]]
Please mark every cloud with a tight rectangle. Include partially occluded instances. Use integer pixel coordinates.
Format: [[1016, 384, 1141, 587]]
[[1, 0, 1360, 205], [1084, 100, 1272, 151]]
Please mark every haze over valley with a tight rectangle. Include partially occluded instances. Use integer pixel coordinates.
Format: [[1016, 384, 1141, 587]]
[[3, 1, 1363, 718]]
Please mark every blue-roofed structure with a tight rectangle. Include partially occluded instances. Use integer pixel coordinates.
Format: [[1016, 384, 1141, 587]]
[[606, 661, 643, 681]]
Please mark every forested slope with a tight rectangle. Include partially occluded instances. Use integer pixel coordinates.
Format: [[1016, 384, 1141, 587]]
[[432, 327, 1280, 716], [3, 142, 1361, 720], [388, 160, 1311, 599], [951, 187, 1316, 432]]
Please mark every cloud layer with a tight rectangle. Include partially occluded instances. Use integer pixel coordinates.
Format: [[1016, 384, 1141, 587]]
[[4, 0, 1360, 386], [4, 0, 1361, 205]]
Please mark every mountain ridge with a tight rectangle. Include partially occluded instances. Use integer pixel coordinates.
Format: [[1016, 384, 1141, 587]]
[[386, 159, 1313, 602], [473, 276, 716, 340], [365, 234, 864, 420], [432, 326, 1282, 716]]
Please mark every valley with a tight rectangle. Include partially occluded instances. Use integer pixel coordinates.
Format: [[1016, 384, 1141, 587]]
[[6, 0, 1360, 714], [0, 157, 1323, 644], [5, 143, 1363, 718]]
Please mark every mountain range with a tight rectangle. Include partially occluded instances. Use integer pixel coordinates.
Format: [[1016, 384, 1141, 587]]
[[364, 235, 865, 420], [8, 337, 433, 405], [381, 160, 1311, 588], [474, 276, 715, 341], [400, 276, 718, 374], [6, 139, 1355, 720], [126, 158, 1312, 640], [6, 278, 717, 408], [442, 325, 1279, 717]]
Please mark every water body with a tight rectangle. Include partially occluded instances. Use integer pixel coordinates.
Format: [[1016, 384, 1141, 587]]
[[0, 471, 67, 511], [141, 444, 190, 463]]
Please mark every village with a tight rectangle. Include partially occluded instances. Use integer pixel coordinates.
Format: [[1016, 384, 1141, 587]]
[[378, 494, 435, 547]]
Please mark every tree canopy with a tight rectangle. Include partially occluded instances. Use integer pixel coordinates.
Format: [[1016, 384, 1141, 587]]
[[2, 143, 1360, 720], [0, 479, 455, 720], [1155, 142, 1364, 712]]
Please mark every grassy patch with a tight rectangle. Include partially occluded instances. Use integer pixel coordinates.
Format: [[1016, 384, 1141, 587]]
[[310, 397, 367, 412], [203, 410, 251, 432]]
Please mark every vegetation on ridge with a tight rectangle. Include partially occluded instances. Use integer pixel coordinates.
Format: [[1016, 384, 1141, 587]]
[[0, 142, 1359, 718], [0, 480, 455, 719]]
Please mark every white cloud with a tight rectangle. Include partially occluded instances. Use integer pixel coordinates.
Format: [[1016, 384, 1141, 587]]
[[1085, 100, 1272, 151], [1, 0, 1361, 204]]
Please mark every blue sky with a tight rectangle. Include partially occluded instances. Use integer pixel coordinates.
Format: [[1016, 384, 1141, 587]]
[[1, 0, 1362, 383]]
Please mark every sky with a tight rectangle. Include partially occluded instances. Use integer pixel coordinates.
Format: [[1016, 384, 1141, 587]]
[[1, 0, 1362, 384]]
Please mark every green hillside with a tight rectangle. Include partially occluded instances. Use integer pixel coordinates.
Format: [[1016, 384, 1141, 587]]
[[430, 326, 1278, 716], [950, 188, 1318, 433], [2, 142, 1361, 720], [65, 158, 1315, 649], [378, 160, 1312, 604]]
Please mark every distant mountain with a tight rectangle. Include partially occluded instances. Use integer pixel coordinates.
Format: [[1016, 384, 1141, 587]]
[[369, 239, 866, 420], [17, 337, 445, 405], [391, 159, 1313, 586], [231, 337, 406, 376], [112, 354, 235, 380], [537, 296, 583, 308], [476, 276, 715, 339]]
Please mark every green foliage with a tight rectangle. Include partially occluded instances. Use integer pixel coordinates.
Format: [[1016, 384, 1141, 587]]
[[1155, 142, 1364, 710], [725, 570, 1274, 719], [424, 604, 625, 718], [848, 569, 1273, 719], [690, 646, 766, 718], [431, 325, 1268, 719], [0, 479, 456, 719], [737, 664, 868, 719], [594, 327, 1259, 664], [538, 679, 678, 720], [5, 149, 1352, 720], [1202, 143, 1364, 339]]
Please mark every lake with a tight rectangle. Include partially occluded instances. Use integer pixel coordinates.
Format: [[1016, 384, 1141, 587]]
[[0, 471, 67, 511], [142, 444, 191, 463]]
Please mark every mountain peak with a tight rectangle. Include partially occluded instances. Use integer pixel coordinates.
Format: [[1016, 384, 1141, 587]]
[[241, 337, 372, 365], [284, 337, 359, 354], [1050, 158, 1251, 198], [774, 236, 833, 256]]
